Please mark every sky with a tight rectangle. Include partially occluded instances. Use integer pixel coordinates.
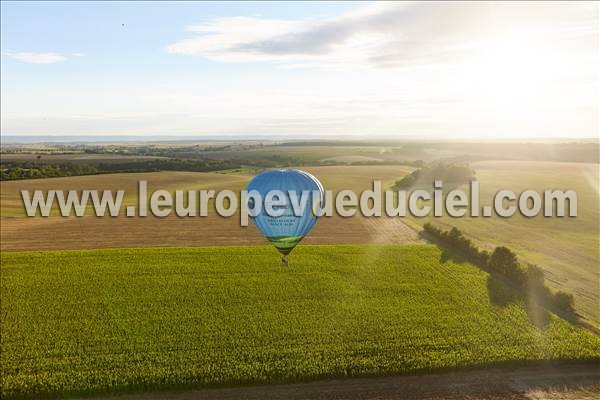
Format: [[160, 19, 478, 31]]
[[1, 1, 598, 139]]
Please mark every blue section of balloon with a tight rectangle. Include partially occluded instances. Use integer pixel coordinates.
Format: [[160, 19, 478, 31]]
[[247, 169, 324, 242]]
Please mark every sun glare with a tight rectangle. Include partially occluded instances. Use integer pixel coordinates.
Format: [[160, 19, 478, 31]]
[[455, 28, 576, 131]]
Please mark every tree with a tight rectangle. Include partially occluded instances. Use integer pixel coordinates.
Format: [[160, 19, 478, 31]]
[[489, 246, 518, 275], [553, 291, 575, 312], [526, 264, 545, 289]]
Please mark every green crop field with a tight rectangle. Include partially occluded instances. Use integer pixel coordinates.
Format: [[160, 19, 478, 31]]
[[2, 244, 599, 399]]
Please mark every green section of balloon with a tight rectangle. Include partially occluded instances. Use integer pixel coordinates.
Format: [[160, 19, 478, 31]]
[[247, 169, 324, 256]]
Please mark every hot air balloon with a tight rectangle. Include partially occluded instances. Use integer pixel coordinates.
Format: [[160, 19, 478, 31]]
[[247, 169, 324, 265]]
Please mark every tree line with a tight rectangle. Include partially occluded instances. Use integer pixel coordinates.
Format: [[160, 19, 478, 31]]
[[393, 163, 475, 189], [0, 162, 99, 180], [1, 159, 250, 180], [422, 223, 575, 313], [1, 155, 420, 181]]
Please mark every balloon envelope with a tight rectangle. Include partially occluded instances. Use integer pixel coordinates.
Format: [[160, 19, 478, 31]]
[[247, 169, 324, 255]]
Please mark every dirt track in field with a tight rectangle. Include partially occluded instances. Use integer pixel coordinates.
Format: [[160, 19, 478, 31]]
[[1, 213, 421, 251], [89, 363, 600, 400]]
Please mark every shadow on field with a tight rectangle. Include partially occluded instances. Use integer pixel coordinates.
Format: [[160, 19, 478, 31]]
[[438, 247, 551, 330], [422, 230, 600, 335], [486, 276, 551, 329], [486, 276, 519, 307]]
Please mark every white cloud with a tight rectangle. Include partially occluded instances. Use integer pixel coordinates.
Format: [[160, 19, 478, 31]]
[[5, 52, 69, 64], [166, 2, 596, 69]]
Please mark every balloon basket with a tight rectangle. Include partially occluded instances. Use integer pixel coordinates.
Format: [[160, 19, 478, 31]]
[[281, 255, 289, 266]]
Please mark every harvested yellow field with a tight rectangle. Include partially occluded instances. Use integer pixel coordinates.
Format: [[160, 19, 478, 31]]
[[0, 166, 419, 251], [0, 166, 413, 217], [0, 213, 420, 251], [0, 171, 251, 217]]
